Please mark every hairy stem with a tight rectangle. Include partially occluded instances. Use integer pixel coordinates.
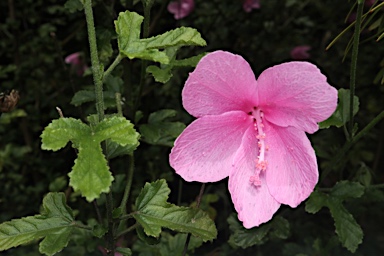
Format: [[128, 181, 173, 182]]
[[83, 0, 105, 122], [119, 154, 135, 214], [104, 53, 124, 82]]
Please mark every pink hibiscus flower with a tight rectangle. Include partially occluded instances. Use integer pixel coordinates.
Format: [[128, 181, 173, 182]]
[[243, 0, 261, 12], [169, 51, 337, 228], [290, 45, 311, 60], [167, 0, 195, 20]]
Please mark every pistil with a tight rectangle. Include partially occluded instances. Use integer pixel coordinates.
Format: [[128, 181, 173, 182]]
[[249, 107, 267, 186]]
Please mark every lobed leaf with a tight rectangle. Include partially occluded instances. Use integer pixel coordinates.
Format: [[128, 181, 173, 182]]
[[228, 215, 290, 249], [133, 179, 217, 242], [115, 10, 143, 51], [41, 118, 89, 151], [0, 193, 74, 255]]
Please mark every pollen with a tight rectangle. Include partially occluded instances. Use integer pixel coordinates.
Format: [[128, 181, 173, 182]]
[[249, 107, 268, 187]]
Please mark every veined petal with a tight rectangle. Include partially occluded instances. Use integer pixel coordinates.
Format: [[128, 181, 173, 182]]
[[263, 121, 318, 207], [182, 51, 258, 118], [229, 125, 280, 228], [257, 62, 338, 134], [170, 111, 252, 182]]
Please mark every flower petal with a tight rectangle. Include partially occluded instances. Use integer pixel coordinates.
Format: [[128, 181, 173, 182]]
[[263, 121, 318, 207], [182, 51, 258, 118], [170, 111, 252, 182], [229, 125, 280, 228], [257, 62, 338, 134]]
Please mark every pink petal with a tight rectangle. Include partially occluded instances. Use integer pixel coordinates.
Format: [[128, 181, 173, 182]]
[[263, 121, 318, 207], [170, 111, 252, 182], [229, 125, 280, 228], [167, 0, 195, 20], [182, 51, 258, 118], [257, 61, 338, 134]]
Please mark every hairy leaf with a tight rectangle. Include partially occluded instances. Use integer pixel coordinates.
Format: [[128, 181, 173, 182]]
[[133, 179, 217, 242], [41, 117, 139, 201]]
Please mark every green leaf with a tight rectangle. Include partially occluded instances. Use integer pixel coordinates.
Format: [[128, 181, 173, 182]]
[[116, 247, 132, 256], [41, 118, 89, 151], [115, 11, 206, 64], [148, 109, 177, 123], [64, 0, 83, 13], [94, 116, 140, 146], [228, 215, 290, 249], [328, 198, 363, 253], [68, 141, 112, 202], [41, 117, 139, 201], [140, 27, 206, 49], [115, 11, 143, 51], [0, 193, 74, 255], [305, 191, 328, 214], [133, 179, 217, 242], [330, 181, 365, 200], [70, 90, 116, 107], [140, 122, 185, 147], [146, 52, 205, 84], [319, 89, 359, 129], [305, 182, 364, 253]]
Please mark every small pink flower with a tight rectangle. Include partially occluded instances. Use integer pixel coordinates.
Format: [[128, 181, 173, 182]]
[[170, 51, 337, 228], [167, 0, 195, 20], [290, 45, 311, 60], [65, 52, 88, 76], [243, 0, 261, 12]]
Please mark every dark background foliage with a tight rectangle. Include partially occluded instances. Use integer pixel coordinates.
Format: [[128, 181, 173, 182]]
[[1, 0, 383, 255]]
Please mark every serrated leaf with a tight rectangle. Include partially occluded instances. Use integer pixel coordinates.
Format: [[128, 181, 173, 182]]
[[41, 117, 139, 201], [140, 27, 206, 49], [228, 215, 290, 249], [305, 183, 364, 253], [0, 193, 74, 254], [319, 89, 359, 129], [41, 118, 89, 151], [330, 181, 365, 200], [115, 11, 143, 51], [68, 141, 112, 202], [94, 117, 140, 146], [328, 198, 363, 253], [133, 179, 217, 242]]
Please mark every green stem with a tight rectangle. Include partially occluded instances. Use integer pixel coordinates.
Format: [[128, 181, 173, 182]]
[[348, 1, 364, 139], [119, 154, 135, 214], [369, 183, 384, 189], [116, 223, 138, 237], [182, 184, 205, 256], [83, 0, 105, 122], [115, 92, 123, 117], [321, 110, 384, 182], [104, 53, 124, 82], [72, 221, 93, 230]]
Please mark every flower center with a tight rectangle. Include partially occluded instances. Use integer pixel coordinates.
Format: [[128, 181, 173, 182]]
[[248, 107, 267, 187]]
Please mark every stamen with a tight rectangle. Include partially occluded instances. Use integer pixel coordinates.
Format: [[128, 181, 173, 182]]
[[249, 107, 268, 187]]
